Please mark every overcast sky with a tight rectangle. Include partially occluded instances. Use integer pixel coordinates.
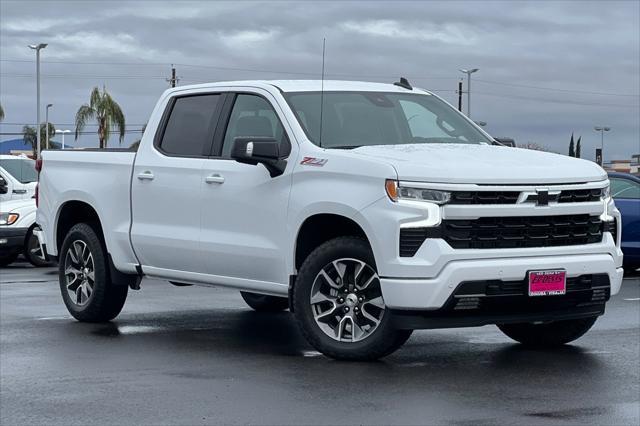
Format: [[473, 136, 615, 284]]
[[1, 0, 638, 161]]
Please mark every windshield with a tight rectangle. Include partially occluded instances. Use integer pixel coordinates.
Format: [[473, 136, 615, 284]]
[[0, 158, 38, 184], [284, 91, 492, 148]]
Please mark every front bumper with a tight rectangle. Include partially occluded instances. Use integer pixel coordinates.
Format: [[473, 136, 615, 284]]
[[0, 227, 28, 255], [380, 252, 624, 310]]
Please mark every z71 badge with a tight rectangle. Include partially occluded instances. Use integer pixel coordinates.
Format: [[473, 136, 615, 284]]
[[300, 157, 328, 167]]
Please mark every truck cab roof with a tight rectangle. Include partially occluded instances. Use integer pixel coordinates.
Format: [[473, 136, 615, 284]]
[[165, 80, 433, 95]]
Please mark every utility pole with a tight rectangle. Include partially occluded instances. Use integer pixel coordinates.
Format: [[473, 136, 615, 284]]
[[459, 68, 479, 118], [457, 80, 463, 112], [167, 64, 179, 88]]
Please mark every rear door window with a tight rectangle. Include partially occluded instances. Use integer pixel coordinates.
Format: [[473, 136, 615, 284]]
[[158, 94, 221, 156]]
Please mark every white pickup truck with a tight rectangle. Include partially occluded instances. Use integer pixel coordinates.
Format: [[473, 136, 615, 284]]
[[37, 79, 624, 360]]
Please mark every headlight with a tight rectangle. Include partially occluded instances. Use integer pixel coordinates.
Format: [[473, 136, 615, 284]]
[[385, 180, 451, 205], [601, 184, 610, 200], [0, 213, 19, 226]]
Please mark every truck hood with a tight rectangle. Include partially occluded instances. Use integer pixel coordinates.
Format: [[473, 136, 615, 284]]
[[0, 198, 35, 213], [348, 144, 607, 184]]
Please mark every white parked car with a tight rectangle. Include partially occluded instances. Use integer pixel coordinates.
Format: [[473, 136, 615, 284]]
[[36, 79, 623, 360], [0, 154, 38, 203], [0, 198, 49, 267]]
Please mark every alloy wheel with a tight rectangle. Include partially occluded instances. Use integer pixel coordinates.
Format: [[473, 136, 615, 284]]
[[64, 240, 95, 307], [310, 258, 385, 342], [27, 230, 45, 262]]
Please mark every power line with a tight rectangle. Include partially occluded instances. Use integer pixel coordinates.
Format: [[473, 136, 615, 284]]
[[0, 122, 147, 127], [474, 78, 638, 98], [3, 57, 635, 96], [0, 130, 144, 136], [0, 58, 454, 80], [1, 73, 167, 80], [474, 91, 640, 108]]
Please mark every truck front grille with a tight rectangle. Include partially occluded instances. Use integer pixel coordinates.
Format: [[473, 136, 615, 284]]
[[449, 191, 520, 205], [447, 188, 603, 205], [440, 214, 603, 249]]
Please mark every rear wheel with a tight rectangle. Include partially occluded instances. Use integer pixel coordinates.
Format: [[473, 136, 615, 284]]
[[24, 226, 51, 267], [240, 291, 289, 312], [293, 237, 412, 361], [59, 223, 128, 322], [497, 316, 598, 347]]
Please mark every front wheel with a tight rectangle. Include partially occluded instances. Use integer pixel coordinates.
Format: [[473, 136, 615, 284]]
[[293, 236, 412, 361], [59, 223, 128, 322], [24, 226, 52, 267], [240, 291, 289, 312], [497, 316, 598, 347]]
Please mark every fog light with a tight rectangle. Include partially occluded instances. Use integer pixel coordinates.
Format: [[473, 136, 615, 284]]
[[0, 238, 8, 245]]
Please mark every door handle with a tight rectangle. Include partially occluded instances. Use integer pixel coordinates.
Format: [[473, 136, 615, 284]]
[[205, 174, 225, 184], [137, 171, 155, 181]]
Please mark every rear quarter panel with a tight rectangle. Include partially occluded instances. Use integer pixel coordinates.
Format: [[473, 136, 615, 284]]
[[37, 150, 139, 273]]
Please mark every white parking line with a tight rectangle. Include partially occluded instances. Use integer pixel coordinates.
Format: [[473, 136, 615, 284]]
[[623, 298, 640, 301]]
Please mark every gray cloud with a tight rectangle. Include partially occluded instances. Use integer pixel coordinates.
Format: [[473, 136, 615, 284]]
[[0, 0, 638, 161]]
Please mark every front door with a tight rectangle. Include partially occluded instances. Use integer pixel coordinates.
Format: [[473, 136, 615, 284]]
[[199, 92, 295, 287]]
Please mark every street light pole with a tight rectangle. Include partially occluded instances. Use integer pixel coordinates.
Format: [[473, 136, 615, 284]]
[[56, 129, 70, 149], [45, 103, 53, 150], [28, 43, 47, 159], [594, 126, 611, 166], [459, 68, 479, 118]]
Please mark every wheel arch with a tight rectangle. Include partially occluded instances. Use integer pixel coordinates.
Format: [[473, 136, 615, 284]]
[[55, 200, 105, 254], [294, 213, 373, 272]]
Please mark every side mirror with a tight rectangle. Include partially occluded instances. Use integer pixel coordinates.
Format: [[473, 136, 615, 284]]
[[231, 137, 287, 177], [0, 176, 7, 195]]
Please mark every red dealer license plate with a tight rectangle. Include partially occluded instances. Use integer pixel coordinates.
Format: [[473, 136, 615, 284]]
[[528, 270, 566, 296]]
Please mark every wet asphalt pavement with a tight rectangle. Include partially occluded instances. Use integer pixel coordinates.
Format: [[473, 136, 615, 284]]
[[1, 262, 639, 426]]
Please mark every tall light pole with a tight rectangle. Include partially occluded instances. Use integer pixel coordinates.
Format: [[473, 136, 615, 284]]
[[56, 129, 70, 149], [28, 43, 47, 159], [459, 68, 479, 118], [594, 126, 611, 166], [45, 103, 53, 150]]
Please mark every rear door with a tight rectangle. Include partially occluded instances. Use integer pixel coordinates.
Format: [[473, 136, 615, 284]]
[[131, 92, 224, 273], [199, 91, 295, 286]]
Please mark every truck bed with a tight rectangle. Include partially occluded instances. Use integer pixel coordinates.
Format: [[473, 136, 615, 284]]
[[37, 149, 140, 273]]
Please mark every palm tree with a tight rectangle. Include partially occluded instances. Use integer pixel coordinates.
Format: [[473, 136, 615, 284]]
[[23, 123, 56, 157], [75, 86, 125, 148], [0, 103, 4, 121]]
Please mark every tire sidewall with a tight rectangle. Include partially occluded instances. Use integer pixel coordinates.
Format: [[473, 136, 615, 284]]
[[294, 237, 398, 356], [58, 223, 109, 317], [24, 226, 49, 267]]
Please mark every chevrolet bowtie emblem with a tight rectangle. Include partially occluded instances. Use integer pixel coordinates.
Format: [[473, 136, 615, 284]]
[[536, 189, 549, 206]]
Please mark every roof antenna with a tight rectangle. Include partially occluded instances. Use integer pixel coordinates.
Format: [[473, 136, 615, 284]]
[[394, 77, 413, 90], [319, 38, 326, 148]]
